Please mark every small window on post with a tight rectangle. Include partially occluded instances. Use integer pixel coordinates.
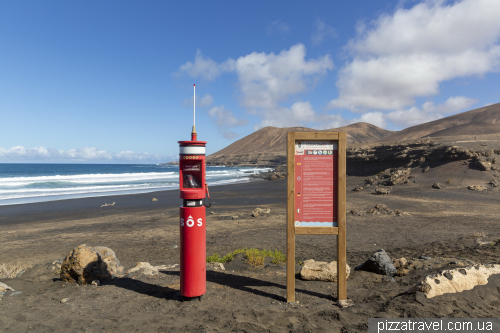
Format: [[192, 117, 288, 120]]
[[182, 162, 202, 188]]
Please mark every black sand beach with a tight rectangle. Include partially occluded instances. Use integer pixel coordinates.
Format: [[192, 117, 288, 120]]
[[1, 167, 500, 332]]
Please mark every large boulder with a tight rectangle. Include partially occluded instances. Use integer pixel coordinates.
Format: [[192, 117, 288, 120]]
[[355, 249, 397, 276], [60, 244, 116, 284], [408, 264, 500, 298], [300, 259, 350, 282], [94, 246, 124, 278]]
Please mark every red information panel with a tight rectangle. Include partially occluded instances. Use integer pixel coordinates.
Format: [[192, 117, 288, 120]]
[[294, 141, 338, 227]]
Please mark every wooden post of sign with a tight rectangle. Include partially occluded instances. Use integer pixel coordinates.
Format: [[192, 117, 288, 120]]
[[286, 132, 296, 303], [286, 132, 346, 303], [337, 132, 347, 301]]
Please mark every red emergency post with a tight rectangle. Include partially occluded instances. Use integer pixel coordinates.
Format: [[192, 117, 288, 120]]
[[178, 128, 208, 301]]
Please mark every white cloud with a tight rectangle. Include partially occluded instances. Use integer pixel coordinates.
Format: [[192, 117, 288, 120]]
[[234, 44, 334, 128], [311, 19, 337, 45], [0, 146, 167, 163], [176, 50, 235, 81], [268, 20, 289, 35], [354, 112, 387, 128], [207, 105, 248, 139], [199, 94, 214, 107], [329, 0, 500, 111], [385, 95, 478, 127], [177, 44, 334, 131]]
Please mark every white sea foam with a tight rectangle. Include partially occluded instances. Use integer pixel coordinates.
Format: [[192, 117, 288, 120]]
[[0, 166, 269, 205], [0, 172, 176, 187]]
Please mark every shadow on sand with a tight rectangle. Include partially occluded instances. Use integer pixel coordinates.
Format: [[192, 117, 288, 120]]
[[107, 269, 337, 303]]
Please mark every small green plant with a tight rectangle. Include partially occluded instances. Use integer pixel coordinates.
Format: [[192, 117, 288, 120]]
[[297, 260, 304, 266], [446, 179, 452, 184], [206, 253, 223, 263], [206, 248, 286, 267]]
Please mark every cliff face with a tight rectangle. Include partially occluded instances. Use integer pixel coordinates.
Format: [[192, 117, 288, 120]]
[[346, 139, 500, 176], [239, 136, 500, 177]]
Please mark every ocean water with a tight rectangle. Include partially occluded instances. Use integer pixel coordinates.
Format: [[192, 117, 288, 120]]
[[0, 164, 272, 206]]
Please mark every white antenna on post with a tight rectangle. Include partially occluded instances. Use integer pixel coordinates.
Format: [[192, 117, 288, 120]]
[[191, 84, 197, 141]]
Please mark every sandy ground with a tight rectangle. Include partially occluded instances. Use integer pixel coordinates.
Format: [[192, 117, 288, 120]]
[[1, 162, 500, 332]]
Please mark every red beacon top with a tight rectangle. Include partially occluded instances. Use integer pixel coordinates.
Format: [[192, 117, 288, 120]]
[[178, 127, 207, 200]]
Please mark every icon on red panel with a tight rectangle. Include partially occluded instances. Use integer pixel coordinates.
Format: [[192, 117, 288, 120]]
[[184, 174, 201, 188], [297, 192, 301, 196], [297, 176, 301, 181]]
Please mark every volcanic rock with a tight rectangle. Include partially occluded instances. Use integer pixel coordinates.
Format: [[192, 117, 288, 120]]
[[375, 188, 390, 195], [383, 168, 411, 185], [396, 268, 410, 277], [355, 249, 397, 276], [251, 208, 270, 217], [127, 262, 159, 276], [476, 157, 492, 171], [60, 244, 113, 284], [0, 282, 14, 295], [408, 264, 500, 298], [207, 262, 225, 271], [468, 185, 487, 191], [393, 257, 408, 269], [93, 246, 124, 278], [367, 204, 393, 215], [349, 209, 366, 216], [300, 259, 350, 282], [364, 178, 376, 185]]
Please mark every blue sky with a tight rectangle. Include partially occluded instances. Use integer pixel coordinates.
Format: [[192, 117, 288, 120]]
[[1, 0, 499, 163]]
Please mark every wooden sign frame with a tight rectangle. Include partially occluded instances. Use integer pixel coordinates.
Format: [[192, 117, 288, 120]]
[[286, 132, 346, 302]]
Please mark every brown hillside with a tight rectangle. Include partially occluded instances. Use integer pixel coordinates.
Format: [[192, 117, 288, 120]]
[[209, 122, 394, 156], [379, 102, 500, 143], [428, 122, 500, 137]]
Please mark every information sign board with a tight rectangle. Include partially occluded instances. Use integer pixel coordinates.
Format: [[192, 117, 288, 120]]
[[286, 132, 346, 303], [294, 141, 338, 227]]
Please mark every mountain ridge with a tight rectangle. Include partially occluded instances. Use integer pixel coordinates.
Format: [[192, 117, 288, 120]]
[[204, 102, 500, 166], [378, 102, 500, 143]]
